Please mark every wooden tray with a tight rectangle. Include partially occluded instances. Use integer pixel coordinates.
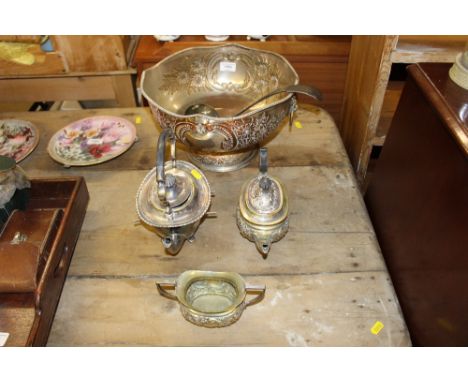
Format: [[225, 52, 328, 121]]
[[0, 177, 89, 346]]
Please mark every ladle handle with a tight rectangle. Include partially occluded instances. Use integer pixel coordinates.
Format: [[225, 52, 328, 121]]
[[156, 129, 176, 206], [156, 281, 178, 301], [244, 285, 266, 307], [235, 84, 322, 116]]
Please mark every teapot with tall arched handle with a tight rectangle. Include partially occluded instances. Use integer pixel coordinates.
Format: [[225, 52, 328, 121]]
[[136, 129, 213, 255]]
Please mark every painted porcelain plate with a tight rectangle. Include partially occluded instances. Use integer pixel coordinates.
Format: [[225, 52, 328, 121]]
[[0, 119, 39, 163], [47, 116, 137, 167]]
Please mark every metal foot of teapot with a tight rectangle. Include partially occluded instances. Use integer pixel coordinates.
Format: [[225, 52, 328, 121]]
[[136, 129, 213, 255], [236, 148, 289, 258]]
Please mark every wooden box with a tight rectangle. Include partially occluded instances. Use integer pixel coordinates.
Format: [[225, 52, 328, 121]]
[[0, 177, 89, 346]]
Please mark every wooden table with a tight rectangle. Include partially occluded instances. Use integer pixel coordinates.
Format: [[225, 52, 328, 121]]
[[0, 105, 411, 346]]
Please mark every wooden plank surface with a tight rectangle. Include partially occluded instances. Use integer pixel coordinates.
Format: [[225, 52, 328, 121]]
[[392, 35, 467, 63], [26, 167, 376, 277], [51, 36, 128, 72], [0, 73, 136, 106], [47, 274, 410, 346], [0, 51, 67, 77], [0, 105, 410, 346], [2, 105, 349, 171], [0, 41, 67, 76]]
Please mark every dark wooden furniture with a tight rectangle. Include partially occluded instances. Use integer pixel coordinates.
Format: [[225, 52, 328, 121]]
[[340, 36, 467, 186], [0, 177, 89, 346], [365, 63, 468, 346]]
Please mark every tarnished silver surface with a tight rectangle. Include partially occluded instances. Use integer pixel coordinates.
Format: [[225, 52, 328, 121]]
[[136, 129, 211, 255], [137, 162, 210, 228], [187, 149, 257, 173], [156, 270, 265, 328], [141, 44, 318, 172], [449, 51, 468, 90], [237, 148, 289, 257], [10, 231, 28, 245]]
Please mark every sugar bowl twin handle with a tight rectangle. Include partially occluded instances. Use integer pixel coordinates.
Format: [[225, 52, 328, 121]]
[[156, 282, 266, 307], [156, 128, 177, 208]]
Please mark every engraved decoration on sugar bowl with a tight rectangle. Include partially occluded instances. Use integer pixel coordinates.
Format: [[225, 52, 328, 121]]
[[237, 148, 289, 257], [141, 44, 321, 172], [136, 129, 213, 255], [156, 270, 265, 328]]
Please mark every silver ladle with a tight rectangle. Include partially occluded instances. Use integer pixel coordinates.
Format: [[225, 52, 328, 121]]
[[184, 84, 322, 118]]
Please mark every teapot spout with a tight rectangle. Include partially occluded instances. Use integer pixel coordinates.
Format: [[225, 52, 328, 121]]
[[255, 239, 271, 257], [162, 232, 185, 255]]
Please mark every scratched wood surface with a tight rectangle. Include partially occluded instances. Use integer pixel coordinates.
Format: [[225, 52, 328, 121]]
[[1, 104, 348, 171], [0, 105, 411, 346]]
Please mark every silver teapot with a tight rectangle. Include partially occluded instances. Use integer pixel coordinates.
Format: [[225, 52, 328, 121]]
[[136, 129, 212, 255], [236, 148, 289, 257]]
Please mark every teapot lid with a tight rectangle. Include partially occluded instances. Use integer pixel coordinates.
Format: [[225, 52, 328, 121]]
[[136, 129, 211, 228], [136, 160, 211, 228], [239, 148, 288, 226]]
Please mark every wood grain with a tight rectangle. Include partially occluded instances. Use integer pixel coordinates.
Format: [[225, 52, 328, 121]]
[[0, 43, 67, 77], [0, 106, 410, 346], [339, 36, 398, 186], [375, 81, 405, 144], [133, 36, 351, 64], [45, 272, 410, 346], [47, 273, 410, 346], [24, 168, 376, 277], [392, 35, 467, 63], [0, 36, 43, 44], [1, 105, 349, 172], [0, 73, 136, 106], [51, 36, 128, 72], [0, 294, 35, 346], [341, 35, 467, 185]]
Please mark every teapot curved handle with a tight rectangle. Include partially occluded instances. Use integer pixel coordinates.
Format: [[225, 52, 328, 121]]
[[156, 128, 177, 207]]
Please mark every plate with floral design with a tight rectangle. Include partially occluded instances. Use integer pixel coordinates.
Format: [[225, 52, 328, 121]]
[[47, 116, 137, 167], [0, 119, 40, 163]]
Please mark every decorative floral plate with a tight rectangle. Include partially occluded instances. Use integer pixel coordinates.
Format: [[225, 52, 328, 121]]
[[47, 116, 137, 167], [0, 119, 39, 163]]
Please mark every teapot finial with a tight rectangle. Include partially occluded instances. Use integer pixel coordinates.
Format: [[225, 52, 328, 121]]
[[236, 147, 289, 257]]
